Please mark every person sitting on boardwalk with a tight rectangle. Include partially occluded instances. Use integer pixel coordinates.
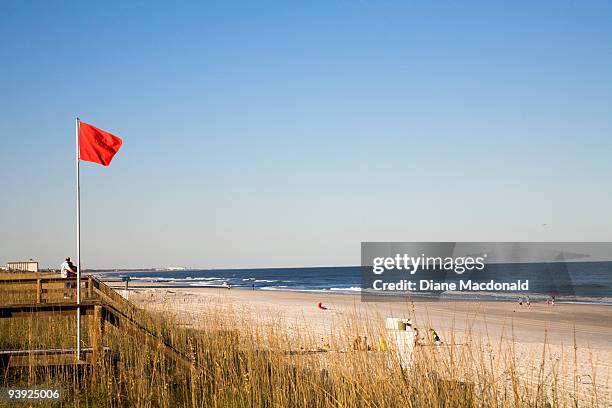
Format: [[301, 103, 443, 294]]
[[60, 257, 77, 299]]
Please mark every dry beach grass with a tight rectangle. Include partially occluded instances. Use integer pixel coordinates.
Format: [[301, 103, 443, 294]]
[[0, 279, 610, 407]]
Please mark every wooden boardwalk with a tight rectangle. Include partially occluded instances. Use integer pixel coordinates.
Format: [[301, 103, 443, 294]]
[[0, 275, 192, 369], [0, 348, 110, 367]]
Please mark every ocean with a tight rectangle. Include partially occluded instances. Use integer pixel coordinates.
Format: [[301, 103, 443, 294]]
[[97, 261, 612, 305]]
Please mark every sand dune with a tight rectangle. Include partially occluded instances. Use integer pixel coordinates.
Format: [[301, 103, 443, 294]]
[[118, 285, 611, 404]]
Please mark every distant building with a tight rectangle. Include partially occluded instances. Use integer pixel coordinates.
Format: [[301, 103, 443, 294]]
[[7, 259, 39, 272]]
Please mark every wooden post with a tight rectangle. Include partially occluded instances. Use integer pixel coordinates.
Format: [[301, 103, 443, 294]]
[[36, 279, 42, 304], [89, 305, 104, 382], [87, 276, 93, 299]]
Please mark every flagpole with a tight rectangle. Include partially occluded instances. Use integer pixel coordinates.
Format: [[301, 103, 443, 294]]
[[75, 117, 81, 361]]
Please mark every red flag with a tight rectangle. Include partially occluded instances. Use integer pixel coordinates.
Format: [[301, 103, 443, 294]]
[[79, 122, 123, 166]]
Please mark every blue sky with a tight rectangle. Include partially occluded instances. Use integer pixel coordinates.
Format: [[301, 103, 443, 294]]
[[1, 1, 611, 269]]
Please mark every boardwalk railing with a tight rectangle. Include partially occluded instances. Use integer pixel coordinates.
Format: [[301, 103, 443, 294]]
[[0, 275, 192, 369], [0, 276, 96, 304]]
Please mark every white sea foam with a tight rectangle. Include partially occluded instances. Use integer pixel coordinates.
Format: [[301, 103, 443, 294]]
[[131, 277, 170, 282], [187, 281, 226, 287], [329, 287, 362, 292], [259, 287, 361, 294], [132, 276, 223, 283]]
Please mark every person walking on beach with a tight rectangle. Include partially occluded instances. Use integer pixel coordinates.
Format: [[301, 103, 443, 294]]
[[60, 257, 77, 299]]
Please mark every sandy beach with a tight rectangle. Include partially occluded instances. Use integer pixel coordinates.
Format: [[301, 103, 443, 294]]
[[115, 283, 612, 346], [112, 283, 612, 403]]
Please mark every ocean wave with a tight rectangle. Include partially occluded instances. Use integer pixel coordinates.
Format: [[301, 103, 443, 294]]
[[131, 276, 222, 283], [243, 278, 293, 283], [131, 277, 171, 282], [259, 287, 362, 294], [187, 281, 227, 287], [329, 287, 362, 292]]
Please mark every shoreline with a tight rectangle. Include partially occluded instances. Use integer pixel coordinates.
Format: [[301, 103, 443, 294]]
[[105, 279, 612, 306], [110, 281, 612, 348]]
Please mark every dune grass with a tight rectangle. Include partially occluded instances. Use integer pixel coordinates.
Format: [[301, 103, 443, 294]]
[[0, 274, 605, 407], [0, 299, 605, 408]]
